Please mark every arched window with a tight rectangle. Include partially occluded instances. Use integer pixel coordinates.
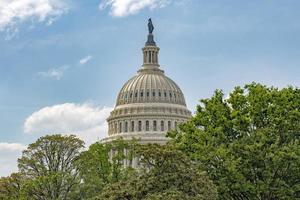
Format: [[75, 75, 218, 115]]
[[168, 121, 171, 131], [161, 121, 164, 131], [152, 90, 156, 97], [153, 121, 157, 131], [119, 122, 122, 133], [164, 92, 167, 98], [158, 90, 161, 97], [138, 121, 142, 132], [146, 121, 149, 131], [175, 121, 178, 128], [140, 91, 144, 97], [135, 92, 138, 98], [131, 121, 135, 132], [125, 121, 128, 132]]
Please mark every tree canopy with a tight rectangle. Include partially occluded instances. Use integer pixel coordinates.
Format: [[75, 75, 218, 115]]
[[97, 143, 218, 200], [18, 134, 84, 200], [168, 83, 300, 199]]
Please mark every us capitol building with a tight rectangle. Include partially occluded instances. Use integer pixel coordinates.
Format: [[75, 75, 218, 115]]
[[102, 19, 191, 144]]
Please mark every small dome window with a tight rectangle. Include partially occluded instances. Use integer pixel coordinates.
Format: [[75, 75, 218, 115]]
[[158, 90, 161, 97], [153, 121, 157, 131], [146, 121, 149, 131], [138, 121, 142, 132], [152, 90, 156, 97], [164, 92, 167, 98], [140, 91, 144, 97], [130, 93, 133, 98], [125, 122, 128, 132], [135, 92, 138, 98], [147, 91, 150, 97], [161, 121, 164, 131]]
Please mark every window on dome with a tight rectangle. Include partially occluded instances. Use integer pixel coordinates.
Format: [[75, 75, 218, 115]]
[[164, 92, 167, 98], [158, 90, 161, 97], [146, 121, 149, 131], [152, 90, 156, 97], [153, 121, 157, 131], [161, 121, 164, 131], [141, 91, 144, 97], [147, 91, 150, 97], [138, 121, 142, 132], [131, 121, 135, 132], [130, 93, 133, 98], [175, 121, 178, 128], [168, 121, 171, 131], [125, 93, 128, 99], [135, 92, 138, 98], [125, 122, 128, 132], [114, 123, 117, 134]]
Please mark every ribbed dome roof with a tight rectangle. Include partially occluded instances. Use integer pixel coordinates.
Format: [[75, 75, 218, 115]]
[[116, 69, 186, 106]]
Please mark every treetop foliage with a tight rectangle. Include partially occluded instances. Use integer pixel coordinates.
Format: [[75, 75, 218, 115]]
[[168, 83, 300, 199]]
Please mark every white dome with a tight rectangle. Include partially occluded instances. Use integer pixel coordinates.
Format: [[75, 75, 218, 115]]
[[117, 68, 186, 106], [102, 28, 191, 144]]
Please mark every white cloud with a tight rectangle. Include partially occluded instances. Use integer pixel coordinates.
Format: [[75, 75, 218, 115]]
[[79, 55, 93, 65], [24, 103, 113, 145], [0, 0, 68, 32], [99, 0, 171, 17], [0, 103, 112, 177], [38, 65, 69, 80], [0, 143, 26, 177], [0, 142, 26, 152]]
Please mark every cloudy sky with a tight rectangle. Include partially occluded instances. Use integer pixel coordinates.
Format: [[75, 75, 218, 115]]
[[1, 0, 300, 176]]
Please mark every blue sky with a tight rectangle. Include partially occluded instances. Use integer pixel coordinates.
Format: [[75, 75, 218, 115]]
[[0, 0, 300, 176]]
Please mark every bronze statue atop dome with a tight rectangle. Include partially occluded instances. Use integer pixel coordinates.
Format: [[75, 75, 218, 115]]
[[146, 18, 156, 46], [148, 18, 154, 34]]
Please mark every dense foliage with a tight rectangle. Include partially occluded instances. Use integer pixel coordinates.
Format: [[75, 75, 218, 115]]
[[77, 139, 136, 199], [0, 173, 23, 200], [1, 83, 299, 200], [168, 83, 300, 199], [97, 144, 217, 200]]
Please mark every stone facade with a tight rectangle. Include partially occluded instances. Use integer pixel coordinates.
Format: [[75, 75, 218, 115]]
[[101, 25, 191, 144]]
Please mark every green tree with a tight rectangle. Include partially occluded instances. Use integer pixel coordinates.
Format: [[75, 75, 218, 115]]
[[168, 83, 300, 199], [18, 134, 84, 200], [0, 173, 24, 200], [97, 144, 218, 200], [78, 139, 136, 199]]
